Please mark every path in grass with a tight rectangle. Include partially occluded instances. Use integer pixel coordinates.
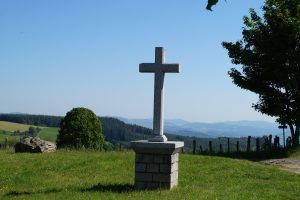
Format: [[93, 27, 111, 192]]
[[261, 158, 300, 174], [261, 148, 300, 174]]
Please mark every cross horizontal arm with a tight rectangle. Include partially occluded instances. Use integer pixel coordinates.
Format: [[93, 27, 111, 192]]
[[139, 63, 180, 73]]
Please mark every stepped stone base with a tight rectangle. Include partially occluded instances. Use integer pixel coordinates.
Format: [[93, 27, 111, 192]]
[[131, 140, 184, 190]]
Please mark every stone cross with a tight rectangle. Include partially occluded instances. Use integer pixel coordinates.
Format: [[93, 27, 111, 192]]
[[139, 47, 180, 142]]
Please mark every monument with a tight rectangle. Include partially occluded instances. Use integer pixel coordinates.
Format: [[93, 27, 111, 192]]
[[131, 47, 184, 190]]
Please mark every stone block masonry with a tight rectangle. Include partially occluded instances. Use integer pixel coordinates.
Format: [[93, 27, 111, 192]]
[[131, 140, 184, 190], [135, 153, 179, 189]]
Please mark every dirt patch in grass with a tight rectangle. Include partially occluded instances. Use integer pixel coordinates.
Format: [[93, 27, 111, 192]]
[[261, 158, 300, 174]]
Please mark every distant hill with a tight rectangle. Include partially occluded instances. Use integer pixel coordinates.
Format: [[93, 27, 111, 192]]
[[0, 114, 203, 150], [0, 113, 272, 151], [0, 113, 153, 143], [118, 117, 288, 138], [2, 114, 285, 139], [0, 113, 62, 127]]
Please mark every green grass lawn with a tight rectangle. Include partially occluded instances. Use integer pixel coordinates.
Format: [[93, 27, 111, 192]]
[[0, 133, 20, 144], [38, 127, 59, 142], [0, 150, 299, 200]]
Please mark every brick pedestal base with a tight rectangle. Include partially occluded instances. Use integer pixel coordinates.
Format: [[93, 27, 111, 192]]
[[131, 140, 184, 190]]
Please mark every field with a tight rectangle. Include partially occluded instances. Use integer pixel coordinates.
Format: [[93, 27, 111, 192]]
[[0, 133, 19, 144], [0, 150, 299, 200], [0, 121, 33, 132], [0, 121, 58, 144], [38, 127, 59, 142]]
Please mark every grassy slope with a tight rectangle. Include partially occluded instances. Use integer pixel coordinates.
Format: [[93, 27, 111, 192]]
[[0, 121, 59, 143], [38, 128, 59, 142], [0, 134, 19, 144], [0, 121, 33, 132], [0, 121, 21, 143], [0, 150, 299, 200]]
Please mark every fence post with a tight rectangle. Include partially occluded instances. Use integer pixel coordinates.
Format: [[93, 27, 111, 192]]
[[193, 140, 196, 154], [209, 141, 212, 154], [286, 137, 292, 149], [263, 136, 267, 151], [219, 144, 223, 153], [268, 134, 272, 150], [227, 138, 230, 153], [275, 136, 280, 149], [236, 141, 239, 152], [247, 136, 251, 153], [256, 137, 260, 152], [119, 143, 122, 151], [199, 145, 203, 153]]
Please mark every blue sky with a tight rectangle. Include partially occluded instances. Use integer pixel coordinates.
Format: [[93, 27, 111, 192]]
[[0, 0, 274, 122]]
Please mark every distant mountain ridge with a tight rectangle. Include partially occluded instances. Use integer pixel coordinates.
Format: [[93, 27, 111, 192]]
[[117, 117, 288, 138], [0, 113, 222, 151], [0, 113, 288, 139], [0, 113, 281, 151]]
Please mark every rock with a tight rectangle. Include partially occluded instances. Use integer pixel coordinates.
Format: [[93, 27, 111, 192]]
[[15, 137, 56, 153]]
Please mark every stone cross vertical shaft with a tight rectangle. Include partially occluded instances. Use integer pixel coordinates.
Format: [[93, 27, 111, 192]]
[[139, 47, 180, 142]]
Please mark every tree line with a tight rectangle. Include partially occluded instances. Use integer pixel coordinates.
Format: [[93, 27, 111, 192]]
[[0, 114, 62, 127]]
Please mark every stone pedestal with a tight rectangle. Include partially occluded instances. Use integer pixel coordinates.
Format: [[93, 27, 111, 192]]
[[131, 140, 184, 190]]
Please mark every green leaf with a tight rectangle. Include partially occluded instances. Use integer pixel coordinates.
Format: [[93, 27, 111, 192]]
[[206, 0, 219, 11]]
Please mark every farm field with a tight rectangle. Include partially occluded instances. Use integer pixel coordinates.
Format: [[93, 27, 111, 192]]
[[0, 133, 19, 144], [0, 121, 33, 132], [0, 121, 58, 144], [38, 127, 59, 142], [0, 150, 299, 200]]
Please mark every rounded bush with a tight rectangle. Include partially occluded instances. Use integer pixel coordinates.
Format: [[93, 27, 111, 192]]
[[57, 107, 104, 149]]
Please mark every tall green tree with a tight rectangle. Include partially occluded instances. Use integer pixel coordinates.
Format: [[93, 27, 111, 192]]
[[222, 0, 300, 146], [57, 107, 105, 149]]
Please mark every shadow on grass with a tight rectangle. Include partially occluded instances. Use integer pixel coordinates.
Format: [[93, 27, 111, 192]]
[[5, 184, 134, 197], [81, 183, 134, 193], [5, 188, 62, 197]]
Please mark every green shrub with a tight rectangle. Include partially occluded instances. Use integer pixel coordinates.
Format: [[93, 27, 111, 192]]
[[57, 107, 104, 149], [103, 141, 115, 151]]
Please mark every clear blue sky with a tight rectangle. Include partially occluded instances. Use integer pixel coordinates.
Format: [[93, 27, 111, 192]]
[[0, 0, 274, 122]]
